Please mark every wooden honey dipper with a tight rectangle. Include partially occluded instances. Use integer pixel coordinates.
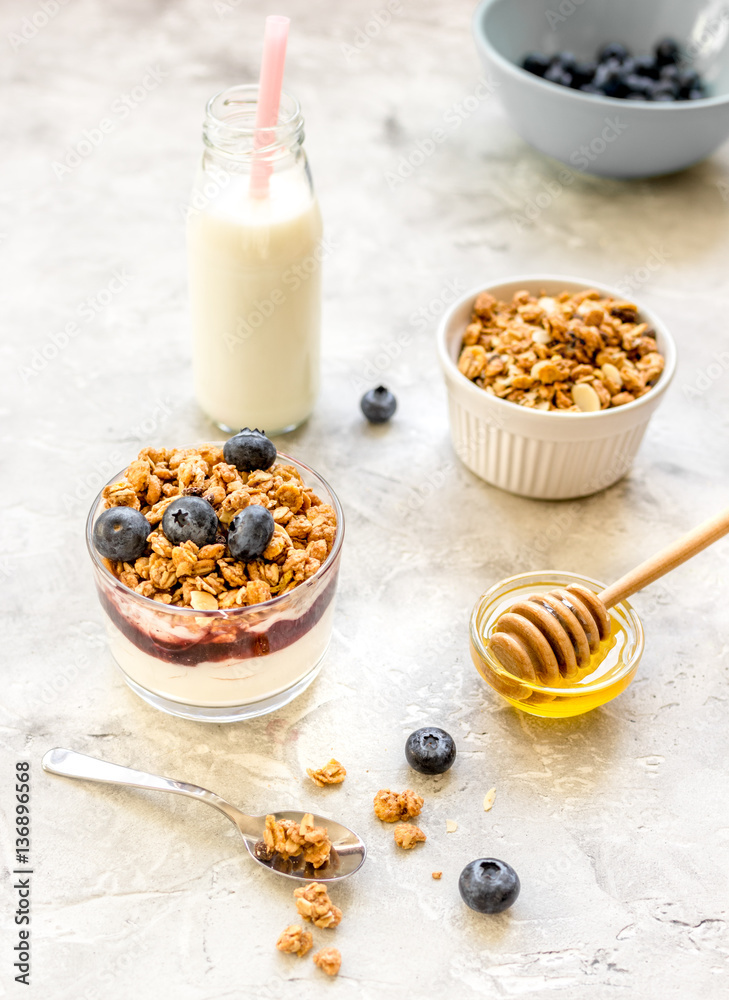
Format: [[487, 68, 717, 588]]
[[489, 507, 729, 685]]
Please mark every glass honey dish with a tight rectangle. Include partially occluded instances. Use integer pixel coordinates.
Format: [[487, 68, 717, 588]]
[[469, 571, 644, 718]]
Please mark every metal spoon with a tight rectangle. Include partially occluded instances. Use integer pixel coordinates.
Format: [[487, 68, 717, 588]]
[[42, 748, 366, 883]]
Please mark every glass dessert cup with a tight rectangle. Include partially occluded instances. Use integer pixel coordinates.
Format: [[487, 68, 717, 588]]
[[470, 571, 644, 718], [86, 453, 344, 722]]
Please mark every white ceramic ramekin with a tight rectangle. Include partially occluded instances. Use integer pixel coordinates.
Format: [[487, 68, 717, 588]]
[[436, 275, 676, 500]]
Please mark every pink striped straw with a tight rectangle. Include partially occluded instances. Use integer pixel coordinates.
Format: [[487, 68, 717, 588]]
[[249, 15, 290, 198]]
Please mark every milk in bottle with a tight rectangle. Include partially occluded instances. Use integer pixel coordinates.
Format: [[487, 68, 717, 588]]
[[188, 86, 322, 434]]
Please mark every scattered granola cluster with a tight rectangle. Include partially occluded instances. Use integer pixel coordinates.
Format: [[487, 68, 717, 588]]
[[276, 925, 313, 957], [373, 788, 423, 823], [313, 947, 342, 977], [457, 288, 665, 411], [307, 759, 347, 786], [263, 813, 332, 869], [277, 883, 342, 977], [100, 444, 337, 609], [394, 823, 426, 849], [373, 789, 427, 850], [294, 881, 342, 928]]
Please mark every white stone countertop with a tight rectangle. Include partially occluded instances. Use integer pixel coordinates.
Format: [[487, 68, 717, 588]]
[[2, 1, 729, 997]]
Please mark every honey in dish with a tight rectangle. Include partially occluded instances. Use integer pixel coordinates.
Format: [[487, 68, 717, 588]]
[[472, 579, 640, 718]]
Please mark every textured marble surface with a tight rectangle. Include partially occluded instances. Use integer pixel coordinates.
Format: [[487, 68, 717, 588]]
[[2, 0, 729, 997]]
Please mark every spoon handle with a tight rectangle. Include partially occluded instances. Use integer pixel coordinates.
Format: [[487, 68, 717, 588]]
[[598, 506, 729, 609], [42, 748, 258, 838]]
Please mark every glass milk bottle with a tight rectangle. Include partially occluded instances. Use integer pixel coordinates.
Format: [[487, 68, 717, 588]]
[[188, 85, 322, 434]]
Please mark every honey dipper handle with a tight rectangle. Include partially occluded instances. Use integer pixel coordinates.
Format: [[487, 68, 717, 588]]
[[598, 507, 729, 609]]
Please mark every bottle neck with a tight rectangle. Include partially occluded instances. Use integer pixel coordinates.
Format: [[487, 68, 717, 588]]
[[202, 84, 305, 173]]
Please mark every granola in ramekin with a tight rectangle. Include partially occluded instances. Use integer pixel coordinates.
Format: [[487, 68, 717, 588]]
[[457, 288, 665, 412]]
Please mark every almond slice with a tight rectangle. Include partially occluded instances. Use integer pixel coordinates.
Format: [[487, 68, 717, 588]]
[[537, 296, 558, 315], [483, 788, 496, 812], [190, 590, 219, 611], [601, 362, 623, 388], [571, 382, 601, 412]]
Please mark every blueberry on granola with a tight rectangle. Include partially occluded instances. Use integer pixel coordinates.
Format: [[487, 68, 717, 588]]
[[223, 428, 276, 472], [360, 386, 397, 424], [459, 858, 520, 914], [93, 507, 151, 561], [405, 727, 456, 775], [228, 505, 275, 562], [162, 496, 218, 547]]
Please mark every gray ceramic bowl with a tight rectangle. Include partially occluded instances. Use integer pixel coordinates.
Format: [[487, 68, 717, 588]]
[[473, 0, 729, 178]]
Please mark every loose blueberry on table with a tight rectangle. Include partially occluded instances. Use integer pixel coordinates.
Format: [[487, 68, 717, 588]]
[[161, 496, 219, 546], [459, 858, 520, 914], [405, 727, 456, 775], [521, 36, 706, 101], [93, 507, 151, 561], [360, 386, 397, 424], [223, 427, 277, 472]]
